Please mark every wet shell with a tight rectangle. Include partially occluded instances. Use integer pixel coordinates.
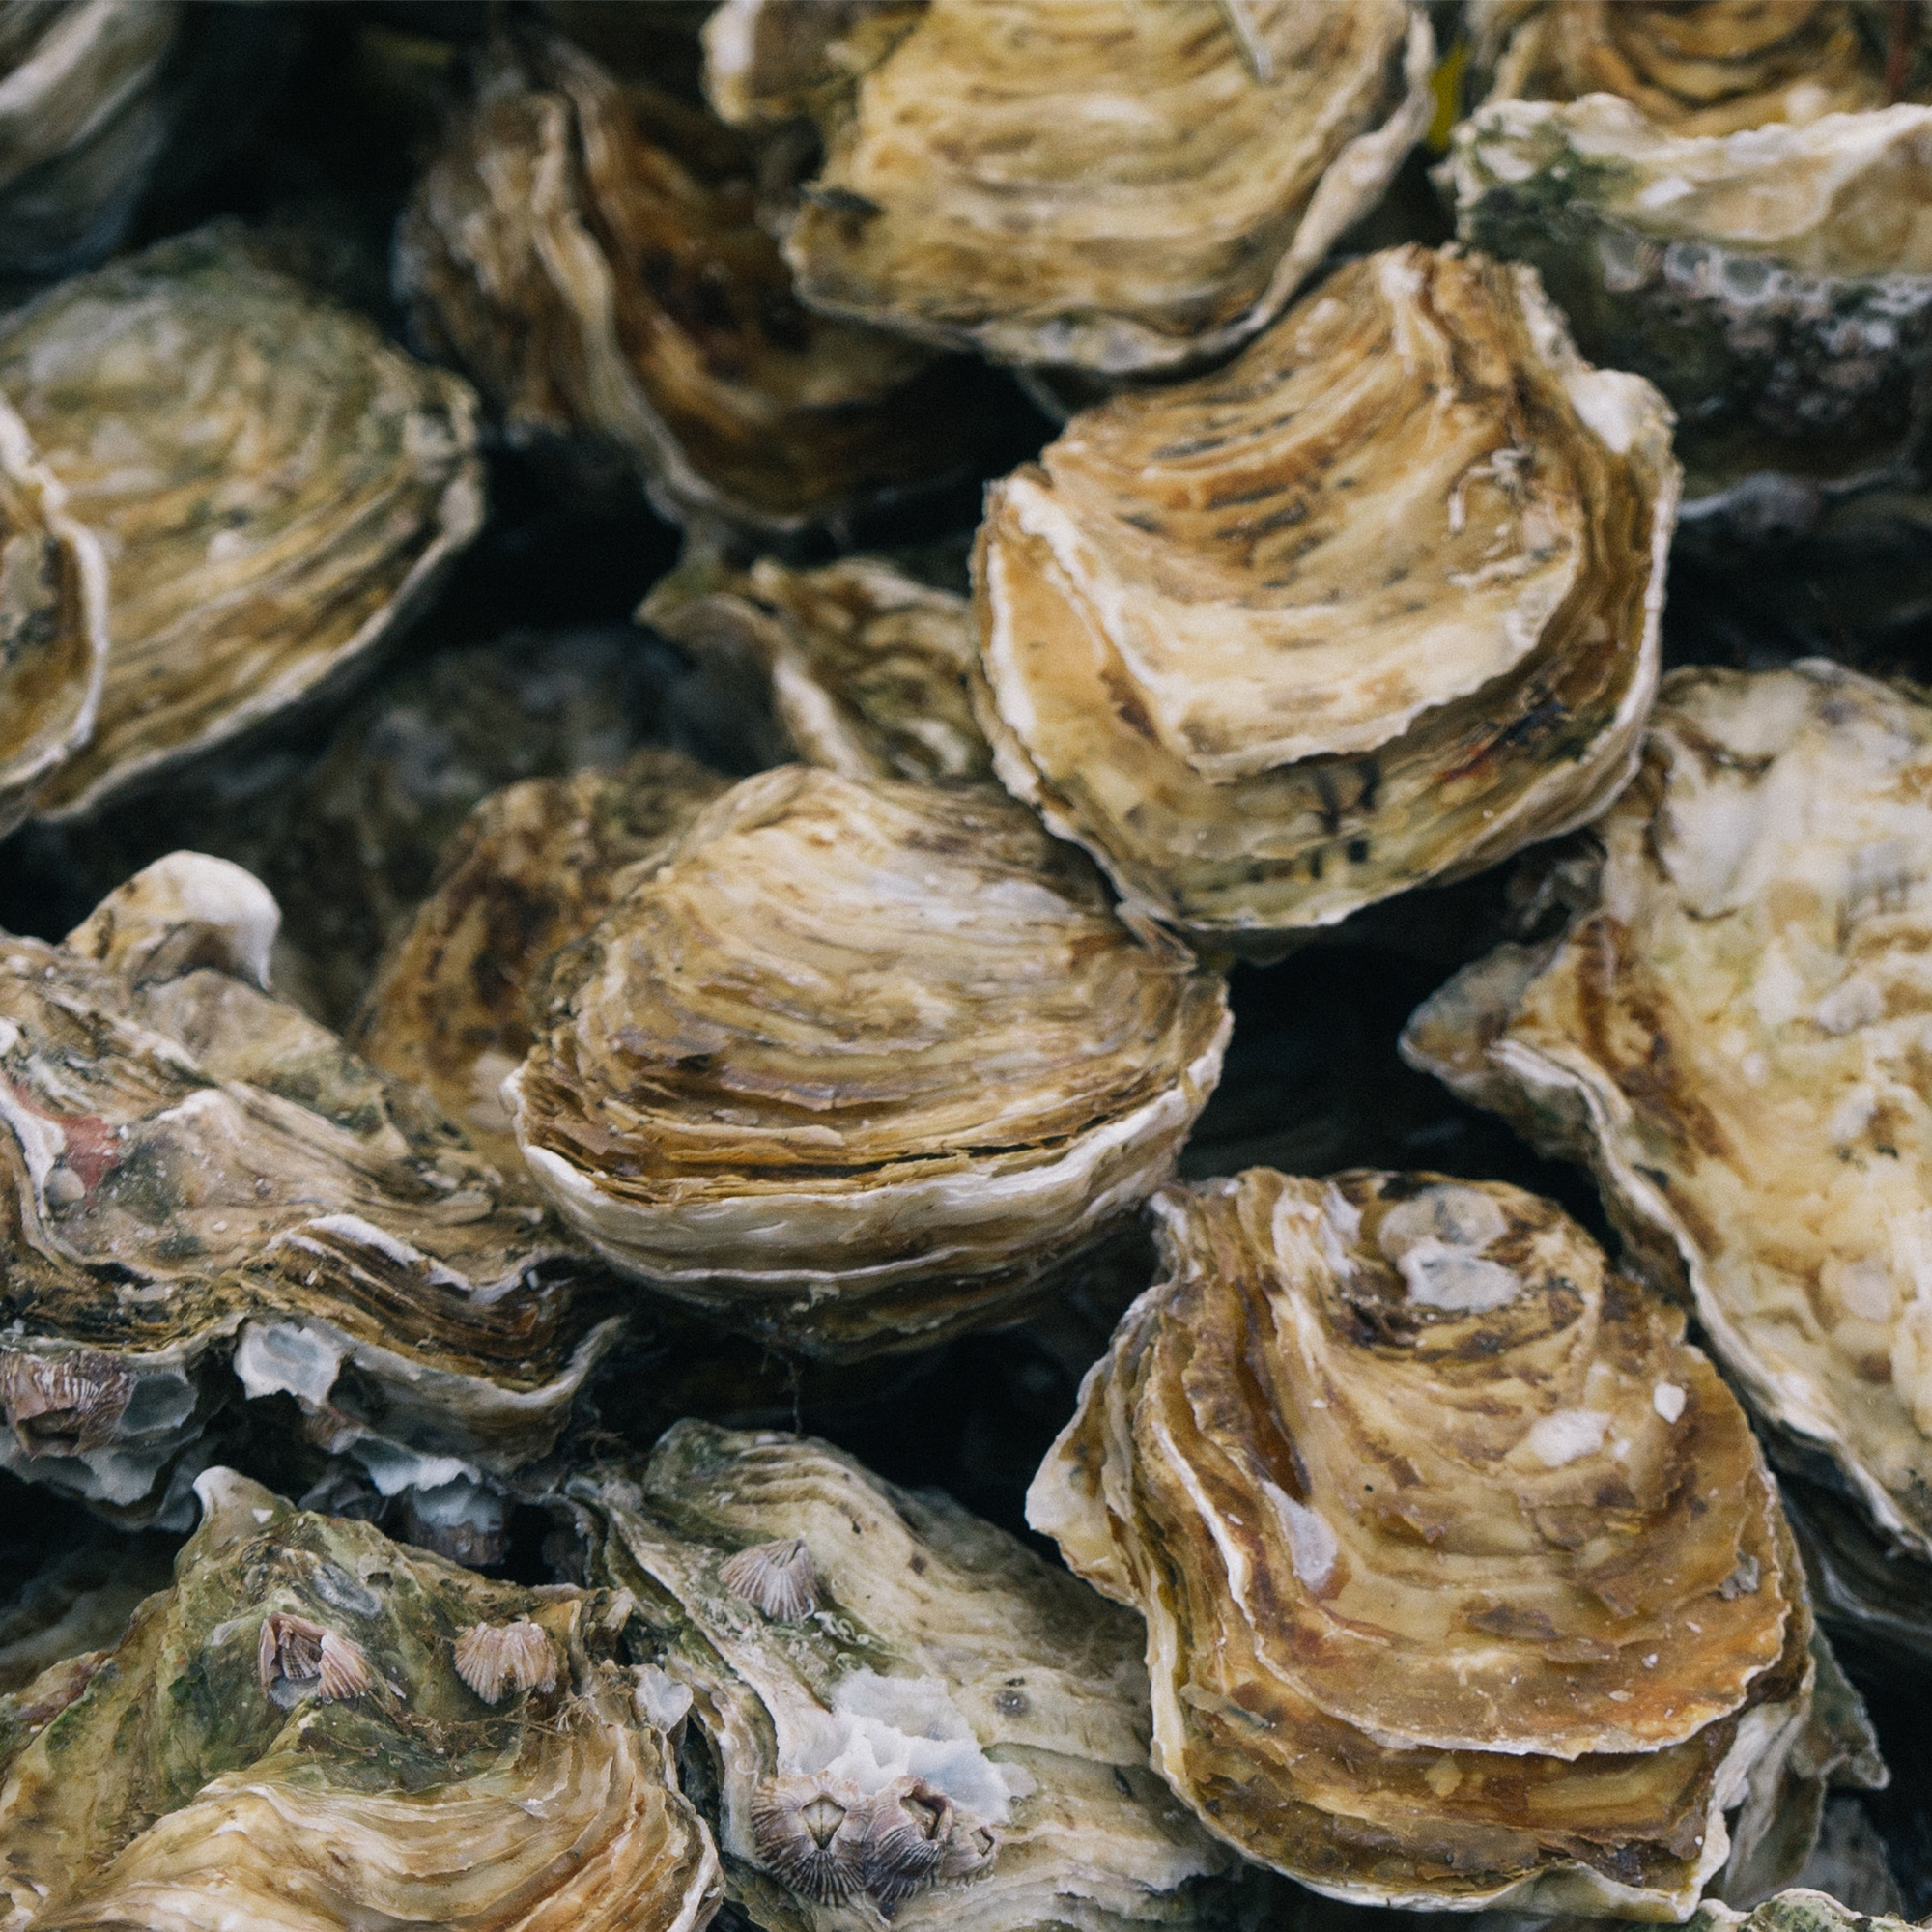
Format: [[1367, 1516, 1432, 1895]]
[[256, 1612, 373, 1709], [0, 1350, 131, 1460], [508, 766, 1230, 1358], [972, 243, 1679, 945], [1028, 1168, 1867, 1912], [719, 1537, 820, 1622], [454, 1619, 558, 1704], [754, 0, 1435, 376]]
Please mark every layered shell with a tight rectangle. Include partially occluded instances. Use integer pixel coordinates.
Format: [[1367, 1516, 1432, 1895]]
[[0, 853, 618, 1528], [724, 0, 1434, 376], [0, 221, 483, 820], [1028, 1168, 1859, 1914], [973, 244, 1679, 944], [395, 27, 998, 536], [1404, 662, 1932, 1578], [508, 766, 1230, 1357], [0, 1467, 721, 1932], [567, 1421, 1242, 1930]]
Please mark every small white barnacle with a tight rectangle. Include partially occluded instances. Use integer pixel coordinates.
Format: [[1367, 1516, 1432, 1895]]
[[860, 1776, 954, 1909], [750, 1774, 870, 1902], [453, 1618, 556, 1704], [720, 1537, 820, 1622], [256, 1611, 373, 1708]]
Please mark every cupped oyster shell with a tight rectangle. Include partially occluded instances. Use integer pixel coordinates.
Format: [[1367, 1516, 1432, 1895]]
[[0, 1465, 722, 1932], [565, 1420, 1244, 1929], [1027, 1167, 1849, 1915], [395, 26, 1000, 538], [0, 220, 484, 822], [0, 853, 619, 1527], [508, 766, 1231, 1358], [735, 0, 1434, 376], [353, 747, 730, 1174], [972, 243, 1679, 947], [640, 554, 990, 783], [1402, 661, 1932, 1575]]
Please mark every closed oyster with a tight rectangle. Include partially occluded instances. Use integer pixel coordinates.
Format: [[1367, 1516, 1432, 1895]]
[[734, 0, 1433, 376], [641, 554, 990, 782], [973, 244, 1678, 946], [0, 1466, 722, 1932], [0, 852, 618, 1527], [0, 221, 484, 821], [1402, 662, 1932, 1577], [1028, 1168, 1845, 1915], [396, 27, 998, 537], [567, 1421, 1243, 1929], [354, 748, 730, 1172], [508, 766, 1230, 1358]]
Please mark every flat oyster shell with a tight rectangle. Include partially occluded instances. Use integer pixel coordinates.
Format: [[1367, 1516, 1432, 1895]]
[[395, 27, 999, 537], [752, 0, 1434, 376], [567, 1421, 1242, 1929], [1402, 661, 1932, 1570], [353, 747, 730, 1173], [0, 854, 619, 1526], [641, 554, 990, 783], [972, 243, 1679, 945], [1028, 1167, 1837, 1914], [0, 220, 484, 821], [508, 766, 1230, 1358], [0, 1466, 722, 1932]]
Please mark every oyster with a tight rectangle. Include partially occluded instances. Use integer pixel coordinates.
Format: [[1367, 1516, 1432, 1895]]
[[567, 1420, 1243, 1929], [0, 221, 484, 821], [508, 766, 1230, 1358], [1028, 1167, 1845, 1914], [0, 852, 619, 1529], [640, 554, 990, 783], [972, 243, 1679, 946], [0, 1466, 722, 1932], [354, 748, 730, 1173], [1692, 1890, 1919, 1932], [1403, 661, 1932, 1575], [725, 0, 1434, 376], [395, 27, 999, 537]]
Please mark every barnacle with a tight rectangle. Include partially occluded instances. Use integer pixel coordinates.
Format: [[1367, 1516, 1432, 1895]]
[[256, 1610, 373, 1708], [717, 1536, 819, 1622], [453, 1618, 558, 1704]]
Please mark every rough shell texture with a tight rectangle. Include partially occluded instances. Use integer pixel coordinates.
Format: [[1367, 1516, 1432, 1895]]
[[353, 748, 730, 1173], [1691, 1889, 1921, 1932], [1027, 1168, 1866, 1914], [972, 244, 1679, 944], [0, 854, 618, 1526], [0, 220, 484, 821], [641, 554, 991, 784], [0, 1466, 721, 1932], [1403, 662, 1932, 1572], [754, 0, 1434, 376], [567, 1421, 1244, 1930], [395, 27, 999, 537], [509, 765, 1230, 1358]]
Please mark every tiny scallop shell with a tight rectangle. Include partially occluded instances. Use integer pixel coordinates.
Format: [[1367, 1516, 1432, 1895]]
[[256, 1612, 373, 1708], [720, 1538, 820, 1622], [453, 1619, 557, 1704]]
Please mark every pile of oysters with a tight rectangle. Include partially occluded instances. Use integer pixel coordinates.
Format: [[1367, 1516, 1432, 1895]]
[[5, 3, 1932, 1929]]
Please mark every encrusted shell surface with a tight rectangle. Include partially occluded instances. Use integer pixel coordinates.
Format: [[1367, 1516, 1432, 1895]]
[[1028, 1167, 1861, 1914], [1403, 662, 1932, 1575], [746, 0, 1434, 376], [508, 765, 1230, 1357], [1691, 1889, 1921, 1932], [0, 221, 484, 821], [567, 1421, 1242, 1930], [353, 748, 729, 1173], [0, 1467, 722, 1932], [972, 243, 1679, 945]]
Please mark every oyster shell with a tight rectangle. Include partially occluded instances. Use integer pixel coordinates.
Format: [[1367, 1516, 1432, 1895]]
[[353, 748, 730, 1173], [0, 1465, 722, 1932], [567, 1420, 1243, 1929], [641, 554, 990, 783], [972, 243, 1679, 946], [0, 852, 619, 1527], [1402, 661, 1932, 1573], [508, 766, 1230, 1358], [1692, 1889, 1919, 1932], [1028, 1167, 1840, 1914], [737, 0, 1434, 376], [0, 220, 484, 821], [395, 27, 998, 537]]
